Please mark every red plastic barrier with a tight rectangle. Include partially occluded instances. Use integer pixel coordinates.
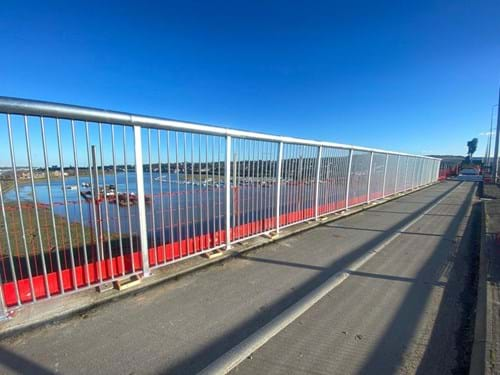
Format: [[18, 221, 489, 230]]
[[1, 190, 390, 307]]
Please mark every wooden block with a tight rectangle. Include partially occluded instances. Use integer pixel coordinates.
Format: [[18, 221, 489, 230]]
[[96, 282, 114, 293], [202, 250, 224, 259], [263, 232, 279, 240], [113, 275, 142, 291]]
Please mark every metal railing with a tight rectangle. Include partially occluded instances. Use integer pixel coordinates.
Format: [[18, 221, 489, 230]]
[[0, 96, 441, 315]]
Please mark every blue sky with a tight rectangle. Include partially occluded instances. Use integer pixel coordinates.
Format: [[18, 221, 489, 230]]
[[0, 0, 499, 165]]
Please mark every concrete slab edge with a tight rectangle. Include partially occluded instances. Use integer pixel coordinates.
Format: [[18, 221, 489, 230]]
[[0, 182, 441, 339]]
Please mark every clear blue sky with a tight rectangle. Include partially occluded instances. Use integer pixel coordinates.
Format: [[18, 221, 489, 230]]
[[0, 0, 499, 164]]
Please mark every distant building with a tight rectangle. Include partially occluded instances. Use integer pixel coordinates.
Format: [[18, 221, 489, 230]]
[[10, 171, 47, 180]]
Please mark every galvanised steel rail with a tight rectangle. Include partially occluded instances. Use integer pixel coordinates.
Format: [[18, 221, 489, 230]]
[[0, 96, 441, 317]]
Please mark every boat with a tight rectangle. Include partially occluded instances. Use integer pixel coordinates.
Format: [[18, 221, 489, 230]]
[[65, 185, 77, 190], [80, 190, 94, 202], [117, 192, 138, 206]]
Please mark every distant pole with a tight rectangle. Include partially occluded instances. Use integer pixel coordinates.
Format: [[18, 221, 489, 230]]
[[493, 88, 500, 183], [486, 104, 499, 167]]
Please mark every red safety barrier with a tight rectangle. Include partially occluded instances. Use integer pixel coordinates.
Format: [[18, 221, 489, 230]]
[[438, 164, 460, 180], [0, 189, 404, 307]]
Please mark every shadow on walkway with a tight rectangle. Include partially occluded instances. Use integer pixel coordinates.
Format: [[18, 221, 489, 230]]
[[0, 345, 55, 375], [163, 182, 462, 374], [356, 182, 477, 374]]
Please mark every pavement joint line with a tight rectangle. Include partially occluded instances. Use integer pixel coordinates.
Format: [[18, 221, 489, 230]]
[[198, 181, 463, 375]]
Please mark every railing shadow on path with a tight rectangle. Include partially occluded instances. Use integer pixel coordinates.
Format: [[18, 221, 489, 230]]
[[356, 182, 476, 374], [161, 182, 461, 374], [0, 345, 55, 375]]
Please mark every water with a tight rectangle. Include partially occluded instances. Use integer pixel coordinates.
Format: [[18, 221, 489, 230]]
[[4, 171, 345, 244]]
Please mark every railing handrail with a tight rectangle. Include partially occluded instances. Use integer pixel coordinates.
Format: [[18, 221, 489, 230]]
[[0, 96, 439, 160]]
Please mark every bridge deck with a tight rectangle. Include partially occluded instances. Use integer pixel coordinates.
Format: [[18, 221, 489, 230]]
[[0, 181, 478, 374]]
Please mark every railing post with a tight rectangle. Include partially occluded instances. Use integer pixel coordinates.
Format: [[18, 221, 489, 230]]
[[275, 141, 284, 233], [0, 294, 7, 321], [0, 273, 7, 320], [314, 146, 323, 220], [426, 160, 429, 184], [403, 157, 409, 191], [134, 125, 151, 277], [421, 159, 429, 185], [416, 159, 421, 187], [415, 159, 418, 188], [225, 135, 232, 249], [382, 153, 389, 198], [0, 185, 11, 319], [426, 160, 430, 184], [411, 158, 416, 189], [345, 149, 353, 209], [409, 158, 415, 190], [366, 151, 374, 203], [428, 160, 432, 184], [415, 159, 420, 188], [91, 145, 104, 265], [419, 159, 424, 187], [394, 155, 400, 193]]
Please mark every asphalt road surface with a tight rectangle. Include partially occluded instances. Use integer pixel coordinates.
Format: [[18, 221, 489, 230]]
[[0, 180, 478, 375]]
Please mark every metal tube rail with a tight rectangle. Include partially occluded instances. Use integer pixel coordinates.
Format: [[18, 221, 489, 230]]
[[0, 96, 439, 160]]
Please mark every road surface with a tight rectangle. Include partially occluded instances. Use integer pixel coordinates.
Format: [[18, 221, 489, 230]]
[[0, 180, 478, 374]]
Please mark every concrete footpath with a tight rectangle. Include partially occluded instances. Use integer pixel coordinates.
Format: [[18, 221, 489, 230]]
[[471, 183, 500, 375], [0, 181, 479, 374]]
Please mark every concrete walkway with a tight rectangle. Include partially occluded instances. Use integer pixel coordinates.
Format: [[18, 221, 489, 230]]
[[0, 181, 478, 374]]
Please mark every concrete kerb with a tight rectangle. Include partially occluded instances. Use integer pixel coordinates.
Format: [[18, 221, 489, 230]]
[[0, 181, 441, 339], [470, 189, 497, 375], [469, 200, 487, 375]]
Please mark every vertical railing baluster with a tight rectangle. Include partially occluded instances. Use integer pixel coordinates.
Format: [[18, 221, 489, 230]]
[[418, 159, 423, 188], [314, 145, 322, 220], [382, 153, 389, 198], [225, 135, 232, 249], [403, 157, 409, 191], [0, 278, 7, 320], [424, 160, 428, 185], [394, 155, 400, 194], [7, 114, 35, 300], [24, 116, 50, 296], [0, 184, 20, 306], [275, 141, 284, 234], [426, 160, 429, 184], [366, 151, 374, 203], [134, 125, 151, 276], [345, 149, 353, 209]]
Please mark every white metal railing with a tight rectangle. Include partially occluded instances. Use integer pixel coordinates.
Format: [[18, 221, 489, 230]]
[[0, 96, 441, 316]]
